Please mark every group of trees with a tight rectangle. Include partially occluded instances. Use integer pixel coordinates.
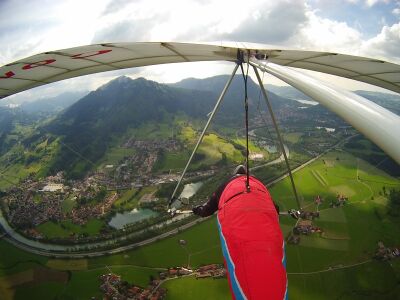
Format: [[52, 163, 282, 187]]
[[388, 188, 400, 217]]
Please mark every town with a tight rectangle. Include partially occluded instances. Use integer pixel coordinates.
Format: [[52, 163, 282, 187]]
[[374, 241, 400, 261], [0, 136, 215, 242]]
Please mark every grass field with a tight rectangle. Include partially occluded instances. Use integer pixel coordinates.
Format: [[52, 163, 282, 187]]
[[0, 137, 60, 189], [46, 259, 88, 271], [163, 276, 231, 300], [198, 134, 243, 165], [0, 240, 48, 277], [183, 128, 244, 165], [0, 162, 33, 190], [284, 132, 303, 144], [13, 282, 65, 300], [89, 218, 221, 269], [287, 260, 400, 300], [113, 188, 138, 210], [61, 196, 77, 213], [156, 126, 245, 172], [98, 146, 136, 168], [36, 218, 105, 238], [131, 122, 175, 140], [154, 150, 190, 172], [57, 265, 159, 300]]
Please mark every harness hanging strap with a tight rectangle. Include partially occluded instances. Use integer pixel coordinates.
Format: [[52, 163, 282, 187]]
[[251, 64, 302, 210]]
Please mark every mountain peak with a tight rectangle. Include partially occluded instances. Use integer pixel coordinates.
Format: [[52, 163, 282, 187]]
[[97, 76, 160, 93], [96, 76, 131, 91], [114, 75, 133, 83]]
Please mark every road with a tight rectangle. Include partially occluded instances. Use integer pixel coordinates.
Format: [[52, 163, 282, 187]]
[[1, 217, 210, 258], [288, 259, 372, 275]]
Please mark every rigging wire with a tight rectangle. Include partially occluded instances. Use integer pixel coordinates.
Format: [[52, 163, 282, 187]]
[[239, 61, 250, 191], [255, 71, 317, 167], [255, 69, 279, 154], [168, 64, 240, 207], [254, 73, 308, 166]]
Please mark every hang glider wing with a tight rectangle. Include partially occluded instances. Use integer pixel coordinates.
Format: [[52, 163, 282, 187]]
[[1, 42, 400, 99]]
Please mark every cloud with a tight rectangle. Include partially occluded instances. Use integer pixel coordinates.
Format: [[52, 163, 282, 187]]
[[288, 9, 400, 63], [393, 8, 400, 15], [361, 22, 400, 61], [288, 10, 362, 54], [344, 0, 392, 8], [91, 19, 155, 43], [0, 0, 109, 63], [365, 0, 390, 7], [217, 1, 308, 44], [101, 0, 135, 16]]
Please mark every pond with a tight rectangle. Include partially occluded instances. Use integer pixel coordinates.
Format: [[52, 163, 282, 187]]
[[179, 182, 203, 199], [108, 208, 158, 229], [296, 99, 318, 105], [316, 126, 336, 133]]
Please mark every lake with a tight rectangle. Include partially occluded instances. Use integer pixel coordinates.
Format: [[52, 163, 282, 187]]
[[108, 208, 158, 229]]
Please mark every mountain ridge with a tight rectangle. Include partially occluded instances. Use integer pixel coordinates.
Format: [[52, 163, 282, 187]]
[[5, 74, 399, 180]]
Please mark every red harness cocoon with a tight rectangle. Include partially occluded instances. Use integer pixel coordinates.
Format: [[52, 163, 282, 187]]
[[217, 176, 287, 300]]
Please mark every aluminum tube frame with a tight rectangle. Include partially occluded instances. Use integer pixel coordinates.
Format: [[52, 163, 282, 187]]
[[252, 65, 302, 210], [168, 63, 240, 207], [250, 58, 400, 165]]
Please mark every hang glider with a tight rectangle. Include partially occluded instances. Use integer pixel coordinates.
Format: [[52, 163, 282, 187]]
[[1, 42, 400, 164]]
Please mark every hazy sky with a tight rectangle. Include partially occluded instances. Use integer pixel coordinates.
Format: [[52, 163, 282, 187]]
[[1, 0, 400, 101]]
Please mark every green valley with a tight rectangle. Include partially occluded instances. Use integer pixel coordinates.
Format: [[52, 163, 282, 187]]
[[0, 75, 399, 299]]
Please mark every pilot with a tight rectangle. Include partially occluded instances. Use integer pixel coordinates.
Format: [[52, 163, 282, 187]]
[[193, 165, 287, 300]]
